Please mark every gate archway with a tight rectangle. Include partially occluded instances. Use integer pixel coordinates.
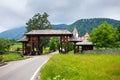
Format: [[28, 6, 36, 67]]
[[18, 29, 72, 55]]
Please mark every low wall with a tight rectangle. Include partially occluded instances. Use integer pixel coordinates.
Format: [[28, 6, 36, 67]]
[[81, 50, 120, 54]]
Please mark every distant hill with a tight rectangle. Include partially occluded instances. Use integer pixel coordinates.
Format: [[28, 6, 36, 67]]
[[52, 24, 67, 29], [67, 18, 120, 36], [0, 27, 26, 40], [0, 18, 120, 39], [0, 24, 67, 39]]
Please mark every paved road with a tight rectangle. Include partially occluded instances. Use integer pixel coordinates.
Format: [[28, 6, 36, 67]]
[[0, 52, 58, 80]]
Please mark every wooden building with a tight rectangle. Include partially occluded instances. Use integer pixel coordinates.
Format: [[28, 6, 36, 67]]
[[76, 39, 94, 52], [18, 29, 72, 55]]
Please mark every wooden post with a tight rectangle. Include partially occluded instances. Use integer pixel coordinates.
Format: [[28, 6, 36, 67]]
[[59, 36, 62, 52], [74, 42, 77, 53], [37, 36, 41, 55], [24, 42, 27, 54], [30, 36, 33, 55], [22, 42, 24, 54], [66, 36, 68, 53]]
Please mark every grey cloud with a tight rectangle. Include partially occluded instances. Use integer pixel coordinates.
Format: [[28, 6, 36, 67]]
[[0, 0, 120, 32]]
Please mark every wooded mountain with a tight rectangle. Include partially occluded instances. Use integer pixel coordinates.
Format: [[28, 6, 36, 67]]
[[0, 27, 26, 40], [0, 18, 120, 39], [0, 24, 67, 39], [52, 24, 67, 29], [67, 18, 120, 36]]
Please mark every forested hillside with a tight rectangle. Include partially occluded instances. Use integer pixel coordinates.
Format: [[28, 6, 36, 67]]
[[0, 27, 26, 39], [67, 18, 120, 36], [0, 18, 120, 39]]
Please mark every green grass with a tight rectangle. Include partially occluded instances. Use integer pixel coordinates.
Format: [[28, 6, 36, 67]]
[[43, 47, 50, 54], [10, 43, 22, 51], [40, 53, 120, 80], [2, 53, 24, 62]]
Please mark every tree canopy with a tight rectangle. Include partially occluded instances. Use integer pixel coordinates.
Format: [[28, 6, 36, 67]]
[[26, 12, 52, 32], [26, 12, 52, 53], [90, 22, 118, 48]]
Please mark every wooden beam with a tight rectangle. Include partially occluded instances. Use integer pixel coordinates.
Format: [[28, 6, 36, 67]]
[[59, 36, 62, 52], [74, 42, 77, 53]]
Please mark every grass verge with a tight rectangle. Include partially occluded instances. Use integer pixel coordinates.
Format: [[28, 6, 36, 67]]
[[40, 53, 120, 80], [1, 53, 24, 62]]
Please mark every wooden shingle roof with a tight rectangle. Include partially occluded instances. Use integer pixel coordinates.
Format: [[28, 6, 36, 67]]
[[17, 36, 28, 42], [25, 29, 72, 36]]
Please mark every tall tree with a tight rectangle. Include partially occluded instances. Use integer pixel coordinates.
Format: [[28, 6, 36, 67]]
[[26, 12, 52, 53], [117, 25, 120, 40], [90, 22, 118, 48], [116, 25, 120, 47]]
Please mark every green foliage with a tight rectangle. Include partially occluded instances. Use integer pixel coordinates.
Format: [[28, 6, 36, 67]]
[[10, 43, 22, 51], [0, 55, 3, 62], [26, 12, 52, 32], [0, 38, 12, 54], [40, 53, 120, 80], [50, 37, 59, 51], [43, 47, 50, 54], [67, 18, 120, 36], [26, 12, 52, 53], [90, 22, 118, 48], [2, 53, 24, 62], [68, 43, 74, 51], [117, 25, 120, 41]]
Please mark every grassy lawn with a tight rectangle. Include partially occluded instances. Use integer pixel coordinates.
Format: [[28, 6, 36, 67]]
[[0, 53, 24, 63], [10, 43, 22, 51], [43, 47, 50, 54], [40, 53, 120, 80]]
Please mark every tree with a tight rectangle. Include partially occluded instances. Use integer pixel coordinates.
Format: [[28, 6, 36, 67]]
[[26, 12, 52, 53], [50, 37, 59, 51], [116, 25, 120, 47], [117, 25, 120, 40], [90, 22, 118, 48], [0, 38, 11, 54]]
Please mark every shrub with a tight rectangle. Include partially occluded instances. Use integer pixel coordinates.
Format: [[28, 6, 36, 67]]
[[0, 38, 12, 54], [0, 55, 3, 62]]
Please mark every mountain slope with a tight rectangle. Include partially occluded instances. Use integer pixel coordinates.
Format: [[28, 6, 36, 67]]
[[0, 24, 67, 39], [0, 18, 120, 39], [67, 18, 120, 36], [0, 27, 26, 39], [52, 24, 67, 29]]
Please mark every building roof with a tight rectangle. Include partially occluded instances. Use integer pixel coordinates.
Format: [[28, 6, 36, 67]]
[[25, 29, 72, 36], [69, 36, 82, 42], [17, 36, 28, 42], [84, 32, 89, 37], [72, 27, 78, 34], [76, 40, 94, 45]]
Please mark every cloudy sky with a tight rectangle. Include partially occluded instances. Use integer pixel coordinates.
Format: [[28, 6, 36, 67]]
[[0, 0, 120, 32]]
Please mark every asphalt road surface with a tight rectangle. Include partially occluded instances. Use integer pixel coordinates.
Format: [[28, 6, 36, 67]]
[[0, 52, 58, 80]]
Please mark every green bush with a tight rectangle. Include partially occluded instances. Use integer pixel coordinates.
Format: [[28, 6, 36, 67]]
[[0, 55, 3, 62], [0, 38, 12, 54]]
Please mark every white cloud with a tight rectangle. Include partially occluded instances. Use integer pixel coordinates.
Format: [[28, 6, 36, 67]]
[[0, 0, 120, 32], [0, 26, 7, 33]]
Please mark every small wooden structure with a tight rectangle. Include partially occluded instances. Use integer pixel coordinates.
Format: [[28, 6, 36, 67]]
[[18, 29, 72, 55], [69, 37, 81, 53], [76, 40, 94, 52], [69, 27, 82, 53]]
